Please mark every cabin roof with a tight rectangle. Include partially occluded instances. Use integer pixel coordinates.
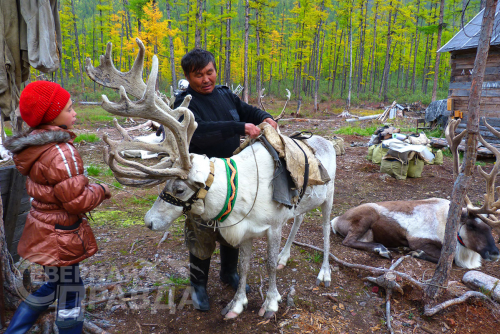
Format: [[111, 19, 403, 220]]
[[438, 3, 500, 53]]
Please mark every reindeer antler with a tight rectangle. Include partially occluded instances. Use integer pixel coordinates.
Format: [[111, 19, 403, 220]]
[[446, 118, 500, 227], [86, 39, 198, 185], [85, 39, 179, 119], [275, 89, 291, 121]]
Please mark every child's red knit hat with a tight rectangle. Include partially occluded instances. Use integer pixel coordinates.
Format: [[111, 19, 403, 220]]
[[19, 81, 71, 128]]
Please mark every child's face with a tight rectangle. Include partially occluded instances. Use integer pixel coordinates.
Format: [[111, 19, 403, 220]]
[[52, 99, 77, 129]]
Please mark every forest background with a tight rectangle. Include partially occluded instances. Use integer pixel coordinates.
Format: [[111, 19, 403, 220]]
[[53, 0, 485, 109]]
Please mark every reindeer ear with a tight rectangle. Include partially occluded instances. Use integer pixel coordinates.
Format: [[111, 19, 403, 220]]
[[461, 208, 469, 219]]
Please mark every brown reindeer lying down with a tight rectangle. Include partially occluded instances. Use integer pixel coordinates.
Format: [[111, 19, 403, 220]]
[[331, 198, 499, 269]]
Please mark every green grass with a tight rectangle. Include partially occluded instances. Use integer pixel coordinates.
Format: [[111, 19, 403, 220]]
[[442, 148, 453, 158], [334, 123, 378, 136], [104, 168, 114, 177], [127, 195, 158, 206], [112, 181, 123, 189], [86, 164, 101, 176], [90, 210, 143, 228], [166, 277, 190, 286], [306, 251, 323, 264], [75, 105, 116, 124], [475, 160, 487, 166], [74, 133, 100, 143], [4, 128, 12, 136]]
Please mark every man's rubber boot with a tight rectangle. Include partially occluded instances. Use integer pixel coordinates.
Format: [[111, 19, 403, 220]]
[[5, 302, 42, 334], [219, 245, 250, 293], [57, 321, 83, 334], [189, 253, 211, 311]]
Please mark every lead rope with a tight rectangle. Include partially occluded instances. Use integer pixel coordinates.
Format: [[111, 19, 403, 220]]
[[205, 142, 260, 230]]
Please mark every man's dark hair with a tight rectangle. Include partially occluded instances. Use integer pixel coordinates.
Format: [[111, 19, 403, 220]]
[[181, 49, 217, 76]]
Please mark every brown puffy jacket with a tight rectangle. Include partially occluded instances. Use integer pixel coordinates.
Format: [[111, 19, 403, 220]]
[[4, 125, 109, 266]]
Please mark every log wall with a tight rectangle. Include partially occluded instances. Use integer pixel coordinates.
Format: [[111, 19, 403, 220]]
[[448, 47, 500, 143]]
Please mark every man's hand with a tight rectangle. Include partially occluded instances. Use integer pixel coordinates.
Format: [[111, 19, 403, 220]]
[[245, 123, 261, 138], [263, 118, 278, 130]]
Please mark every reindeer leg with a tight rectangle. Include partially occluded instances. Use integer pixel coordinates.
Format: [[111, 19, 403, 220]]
[[317, 195, 334, 287], [277, 213, 305, 269], [342, 235, 392, 259], [407, 239, 442, 263], [258, 226, 283, 319], [221, 239, 252, 319]]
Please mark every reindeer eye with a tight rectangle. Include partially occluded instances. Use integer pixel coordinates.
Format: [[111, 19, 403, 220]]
[[175, 189, 185, 196]]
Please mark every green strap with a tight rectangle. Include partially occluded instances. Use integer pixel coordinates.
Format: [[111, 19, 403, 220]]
[[214, 158, 238, 222]]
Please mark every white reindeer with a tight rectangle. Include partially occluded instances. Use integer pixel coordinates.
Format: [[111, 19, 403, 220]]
[[86, 39, 336, 319]]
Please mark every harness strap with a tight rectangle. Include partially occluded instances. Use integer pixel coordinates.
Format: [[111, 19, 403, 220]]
[[457, 232, 466, 247], [213, 158, 238, 222], [159, 161, 215, 213]]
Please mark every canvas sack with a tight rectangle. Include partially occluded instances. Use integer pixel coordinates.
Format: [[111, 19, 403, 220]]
[[380, 157, 409, 180], [372, 144, 388, 164], [407, 156, 424, 178], [367, 145, 375, 161], [331, 136, 345, 156], [433, 149, 444, 165]]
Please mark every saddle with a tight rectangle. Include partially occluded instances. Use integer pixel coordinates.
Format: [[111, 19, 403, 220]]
[[234, 123, 331, 207]]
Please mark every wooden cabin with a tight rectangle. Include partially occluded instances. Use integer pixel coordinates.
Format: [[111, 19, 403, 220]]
[[438, 4, 500, 144]]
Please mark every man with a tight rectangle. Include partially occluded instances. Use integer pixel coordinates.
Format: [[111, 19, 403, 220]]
[[173, 48, 277, 311]]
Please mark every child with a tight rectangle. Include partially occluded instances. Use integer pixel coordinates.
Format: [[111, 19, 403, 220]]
[[4, 81, 111, 333]]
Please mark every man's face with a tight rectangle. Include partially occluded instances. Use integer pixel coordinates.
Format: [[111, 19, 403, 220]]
[[186, 62, 217, 95]]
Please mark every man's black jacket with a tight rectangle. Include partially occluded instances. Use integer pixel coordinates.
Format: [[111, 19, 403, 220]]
[[173, 85, 272, 158]]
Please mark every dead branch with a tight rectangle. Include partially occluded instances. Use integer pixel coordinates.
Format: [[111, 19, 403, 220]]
[[83, 319, 110, 334], [291, 240, 424, 288], [130, 239, 143, 254], [386, 289, 394, 334], [157, 232, 169, 248], [423, 291, 499, 316], [86, 281, 128, 294], [83, 287, 159, 308]]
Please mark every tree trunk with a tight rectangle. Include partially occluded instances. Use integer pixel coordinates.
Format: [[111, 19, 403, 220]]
[[411, 0, 421, 92], [431, 0, 446, 101], [369, 0, 379, 93], [378, 1, 393, 101], [243, 0, 250, 103], [218, 5, 223, 86], [256, 9, 262, 108], [357, 0, 368, 96], [405, 33, 414, 90], [314, 31, 325, 112], [70, 0, 84, 95], [166, 0, 177, 86], [348, 9, 353, 110], [195, 0, 202, 48], [224, 0, 232, 86], [425, 0, 498, 300], [185, 2, 190, 52]]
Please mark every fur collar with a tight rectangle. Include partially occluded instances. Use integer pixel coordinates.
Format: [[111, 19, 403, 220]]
[[4, 130, 72, 154]]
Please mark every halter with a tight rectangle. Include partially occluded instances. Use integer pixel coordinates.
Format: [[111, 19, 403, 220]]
[[159, 161, 215, 214]]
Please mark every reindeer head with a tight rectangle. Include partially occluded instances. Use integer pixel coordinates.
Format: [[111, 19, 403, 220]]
[[86, 39, 207, 231], [446, 119, 500, 256]]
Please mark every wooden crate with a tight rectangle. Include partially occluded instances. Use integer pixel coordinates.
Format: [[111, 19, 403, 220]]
[[0, 166, 30, 262]]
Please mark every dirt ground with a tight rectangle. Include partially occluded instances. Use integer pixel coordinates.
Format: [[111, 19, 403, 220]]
[[3, 102, 500, 334]]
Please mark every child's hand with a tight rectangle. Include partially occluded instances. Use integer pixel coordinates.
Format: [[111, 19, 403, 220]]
[[103, 184, 112, 199]]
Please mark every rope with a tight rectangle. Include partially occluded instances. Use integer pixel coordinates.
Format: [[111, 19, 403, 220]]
[[87, 176, 156, 203]]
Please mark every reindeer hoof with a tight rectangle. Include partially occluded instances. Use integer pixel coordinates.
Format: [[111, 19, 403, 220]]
[[324, 281, 331, 287], [277, 264, 286, 270], [263, 311, 275, 319], [224, 311, 239, 319], [258, 308, 274, 318]]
